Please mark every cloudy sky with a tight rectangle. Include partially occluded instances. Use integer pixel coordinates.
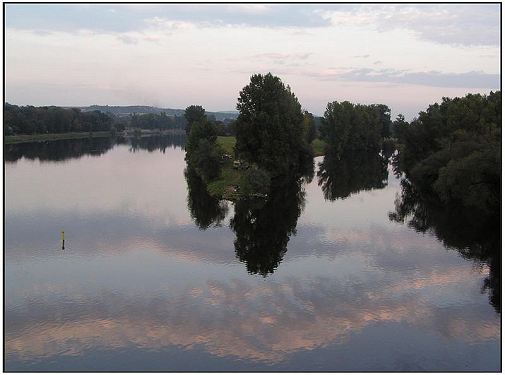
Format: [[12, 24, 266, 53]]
[[5, 3, 500, 119]]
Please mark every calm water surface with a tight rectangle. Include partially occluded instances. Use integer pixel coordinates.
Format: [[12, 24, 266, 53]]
[[5, 136, 500, 371]]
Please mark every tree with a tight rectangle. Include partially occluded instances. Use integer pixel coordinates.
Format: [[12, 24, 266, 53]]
[[320, 101, 385, 154], [302, 110, 317, 144], [235, 73, 312, 176], [184, 105, 206, 135]]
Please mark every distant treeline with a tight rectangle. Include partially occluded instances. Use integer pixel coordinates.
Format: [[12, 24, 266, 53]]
[[4, 103, 242, 136], [4, 103, 117, 135]]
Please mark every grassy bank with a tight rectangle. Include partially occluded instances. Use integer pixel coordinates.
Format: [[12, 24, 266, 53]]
[[5, 131, 114, 144], [311, 138, 326, 157], [210, 136, 327, 200]]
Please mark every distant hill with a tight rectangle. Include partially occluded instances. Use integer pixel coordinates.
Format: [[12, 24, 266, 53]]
[[82, 105, 239, 121]]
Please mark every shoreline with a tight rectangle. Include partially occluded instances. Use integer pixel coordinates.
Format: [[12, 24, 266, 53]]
[[4, 129, 186, 145]]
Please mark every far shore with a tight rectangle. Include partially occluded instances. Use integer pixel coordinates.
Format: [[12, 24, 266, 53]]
[[4, 128, 186, 144]]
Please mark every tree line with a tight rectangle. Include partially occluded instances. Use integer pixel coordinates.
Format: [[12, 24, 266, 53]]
[[393, 91, 500, 217], [4, 103, 237, 136], [4, 103, 117, 135]]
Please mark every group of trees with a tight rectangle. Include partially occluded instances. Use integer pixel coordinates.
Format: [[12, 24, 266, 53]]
[[394, 91, 500, 217], [4, 103, 118, 135], [390, 91, 501, 312], [129, 112, 186, 131], [184, 106, 222, 183], [320, 102, 392, 154]]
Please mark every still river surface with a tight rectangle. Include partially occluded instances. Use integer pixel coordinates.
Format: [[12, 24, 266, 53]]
[[5, 135, 500, 371]]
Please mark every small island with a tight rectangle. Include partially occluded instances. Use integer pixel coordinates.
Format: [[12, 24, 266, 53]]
[[184, 73, 394, 201]]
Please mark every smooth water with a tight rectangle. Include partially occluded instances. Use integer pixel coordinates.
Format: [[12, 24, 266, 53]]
[[5, 136, 500, 371]]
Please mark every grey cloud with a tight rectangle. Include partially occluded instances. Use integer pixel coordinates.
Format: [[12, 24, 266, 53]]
[[353, 54, 370, 58], [310, 68, 500, 89]]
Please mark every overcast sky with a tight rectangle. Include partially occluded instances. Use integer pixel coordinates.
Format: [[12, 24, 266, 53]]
[[5, 3, 501, 119]]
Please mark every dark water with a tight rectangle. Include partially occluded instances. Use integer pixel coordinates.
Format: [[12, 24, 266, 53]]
[[5, 136, 500, 371]]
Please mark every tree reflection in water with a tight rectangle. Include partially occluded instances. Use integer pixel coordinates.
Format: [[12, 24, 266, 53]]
[[317, 149, 389, 201], [185, 167, 229, 230], [389, 178, 501, 313], [230, 176, 307, 276], [5, 134, 187, 163]]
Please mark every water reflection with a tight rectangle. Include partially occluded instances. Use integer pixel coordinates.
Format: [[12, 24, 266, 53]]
[[128, 133, 186, 153], [5, 133, 186, 163], [317, 150, 389, 200], [389, 178, 501, 312], [185, 167, 229, 229], [230, 176, 307, 276], [5, 138, 500, 371], [5, 137, 117, 163]]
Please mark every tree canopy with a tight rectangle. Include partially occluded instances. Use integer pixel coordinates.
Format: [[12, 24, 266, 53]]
[[4, 103, 115, 135], [320, 101, 392, 154], [394, 91, 500, 217], [184, 105, 206, 135], [235, 73, 313, 177]]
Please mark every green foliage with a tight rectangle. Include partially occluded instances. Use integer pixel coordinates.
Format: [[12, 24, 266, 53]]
[[4, 103, 114, 135], [130, 112, 183, 131], [186, 119, 217, 155], [188, 139, 221, 182], [320, 101, 391, 154], [302, 110, 317, 143], [184, 105, 206, 135], [395, 91, 501, 216], [235, 73, 313, 176], [186, 119, 221, 183], [239, 166, 271, 197]]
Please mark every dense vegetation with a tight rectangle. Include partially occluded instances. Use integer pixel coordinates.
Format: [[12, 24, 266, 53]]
[[130, 112, 186, 131], [4, 103, 236, 137], [394, 91, 500, 217], [320, 102, 392, 154], [235, 73, 313, 178], [4, 103, 117, 135], [390, 91, 501, 312]]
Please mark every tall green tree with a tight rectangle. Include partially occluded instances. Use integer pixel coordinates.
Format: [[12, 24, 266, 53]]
[[302, 110, 317, 144], [235, 73, 313, 176], [184, 105, 206, 135]]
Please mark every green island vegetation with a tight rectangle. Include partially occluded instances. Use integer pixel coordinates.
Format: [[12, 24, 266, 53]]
[[185, 73, 394, 201], [184, 73, 317, 200]]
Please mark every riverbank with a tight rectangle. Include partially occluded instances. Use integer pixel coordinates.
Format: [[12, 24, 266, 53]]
[[4, 129, 186, 144], [209, 136, 326, 200]]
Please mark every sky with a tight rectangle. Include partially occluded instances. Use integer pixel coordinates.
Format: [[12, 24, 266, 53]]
[[4, 3, 501, 119]]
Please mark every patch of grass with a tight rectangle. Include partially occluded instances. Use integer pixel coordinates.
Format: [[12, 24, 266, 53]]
[[207, 161, 242, 199], [216, 136, 236, 155], [311, 138, 327, 157]]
